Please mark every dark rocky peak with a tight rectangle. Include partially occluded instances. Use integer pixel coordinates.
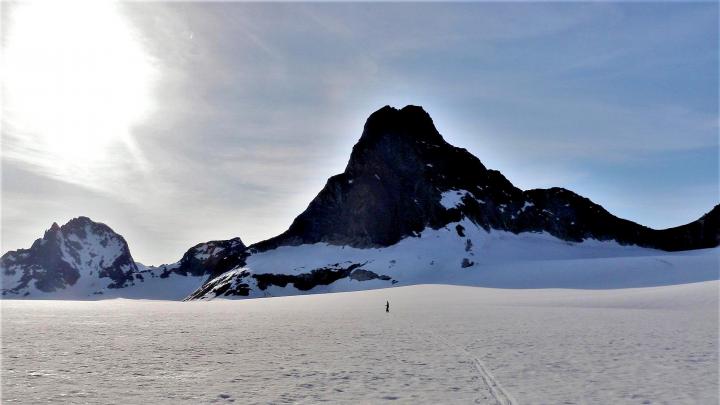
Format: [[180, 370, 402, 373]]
[[250, 105, 719, 253], [252, 105, 521, 251], [354, 105, 444, 148], [63, 215, 95, 230], [34, 216, 127, 251], [61, 216, 107, 238], [41, 222, 62, 243], [346, 105, 476, 180], [2, 217, 138, 295], [39, 216, 107, 237], [161, 237, 248, 280]]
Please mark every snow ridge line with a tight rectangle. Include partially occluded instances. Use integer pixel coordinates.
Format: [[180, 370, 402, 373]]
[[394, 315, 517, 405]]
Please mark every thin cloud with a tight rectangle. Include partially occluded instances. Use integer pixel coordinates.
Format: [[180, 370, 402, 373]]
[[2, 2, 717, 264]]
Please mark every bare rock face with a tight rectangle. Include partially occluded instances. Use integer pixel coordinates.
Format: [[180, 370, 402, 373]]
[[651, 206, 720, 251], [1, 217, 138, 296], [253, 105, 509, 250], [160, 238, 247, 280], [252, 105, 719, 253], [184, 263, 393, 301]]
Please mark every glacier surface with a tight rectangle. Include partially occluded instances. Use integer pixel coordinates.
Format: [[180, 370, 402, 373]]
[[2, 281, 717, 404]]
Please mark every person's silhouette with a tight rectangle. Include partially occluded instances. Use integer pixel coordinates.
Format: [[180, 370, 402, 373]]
[[386, 300, 390, 313]]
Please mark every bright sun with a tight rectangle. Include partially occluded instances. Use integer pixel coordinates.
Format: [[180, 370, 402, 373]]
[[2, 0, 155, 187]]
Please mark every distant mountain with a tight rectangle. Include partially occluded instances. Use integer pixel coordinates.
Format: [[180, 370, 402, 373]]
[[0, 217, 247, 299], [2, 106, 718, 300], [163, 237, 248, 280], [1, 217, 138, 297]]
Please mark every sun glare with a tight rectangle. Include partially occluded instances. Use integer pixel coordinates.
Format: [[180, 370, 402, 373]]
[[2, 0, 155, 187]]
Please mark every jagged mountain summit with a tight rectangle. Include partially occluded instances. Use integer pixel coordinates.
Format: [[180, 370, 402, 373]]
[[187, 105, 719, 299], [0, 217, 247, 299], [256, 105, 719, 252], [2, 106, 718, 299], [1, 217, 138, 297]]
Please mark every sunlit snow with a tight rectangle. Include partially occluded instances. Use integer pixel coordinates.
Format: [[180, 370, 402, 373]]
[[439, 189, 470, 209], [2, 282, 717, 403]]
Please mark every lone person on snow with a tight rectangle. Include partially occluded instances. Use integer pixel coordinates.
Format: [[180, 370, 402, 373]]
[[386, 301, 390, 313]]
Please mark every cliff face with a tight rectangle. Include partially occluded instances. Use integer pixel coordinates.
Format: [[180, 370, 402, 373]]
[[252, 105, 719, 253]]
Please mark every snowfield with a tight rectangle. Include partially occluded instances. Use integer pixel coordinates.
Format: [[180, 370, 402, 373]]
[[193, 222, 719, 299], [4, 218, 717, 300], [2, 281, 717, 404]]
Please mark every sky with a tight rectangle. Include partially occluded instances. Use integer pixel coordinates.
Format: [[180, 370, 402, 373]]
[[1, 2, 718, 265]]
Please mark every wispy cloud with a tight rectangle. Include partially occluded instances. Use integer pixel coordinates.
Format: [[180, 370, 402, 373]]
[[2, 2, 717, 264]]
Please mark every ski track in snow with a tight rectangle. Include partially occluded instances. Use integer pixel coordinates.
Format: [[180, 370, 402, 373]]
[[396, 314, 517, 405]]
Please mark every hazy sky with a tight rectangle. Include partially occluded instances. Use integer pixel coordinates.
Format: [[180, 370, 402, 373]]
[[2, 2, 718, 265]]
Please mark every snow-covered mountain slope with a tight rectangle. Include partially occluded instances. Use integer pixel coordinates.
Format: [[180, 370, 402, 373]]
[[0, 218, 238, 299], [2, 105, 719, 300], [187, 105, 719, 300], [187, 218, 719, 299], [1, 217, 139, 298]]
